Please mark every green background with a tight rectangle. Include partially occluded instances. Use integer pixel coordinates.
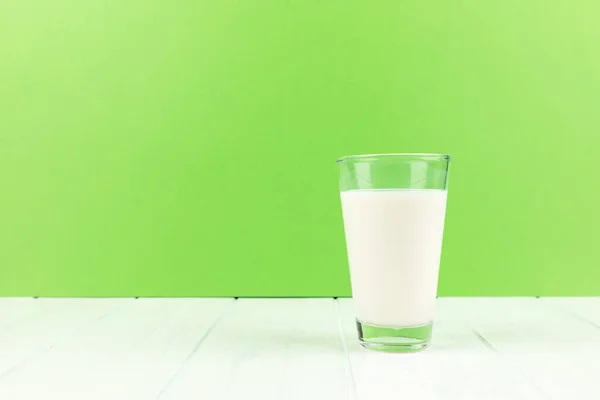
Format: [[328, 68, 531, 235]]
[[1, 0, 599, 297]]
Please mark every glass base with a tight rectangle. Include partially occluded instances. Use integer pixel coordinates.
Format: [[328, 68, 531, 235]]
[[357, 320, 433, 353]]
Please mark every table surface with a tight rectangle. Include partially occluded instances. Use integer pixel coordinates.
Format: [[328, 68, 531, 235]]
[[0, 298, 599, 399]]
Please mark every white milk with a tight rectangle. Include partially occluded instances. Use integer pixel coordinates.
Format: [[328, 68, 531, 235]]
[[340, 189, 448, 328]]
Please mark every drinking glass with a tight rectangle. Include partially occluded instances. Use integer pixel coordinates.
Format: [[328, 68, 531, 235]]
[[337, 153, 451, 352]]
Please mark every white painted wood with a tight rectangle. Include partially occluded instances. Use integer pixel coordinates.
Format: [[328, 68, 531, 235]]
[[158, 298, 353, 400], [338, 298, 548, 400], [0, 298, 232, 400], [0, 297, 598, 400], [441, 298, 600, 400], [0, 298, 53, 329], [0, 298, 127, 379], [541, 297, 600, 328]]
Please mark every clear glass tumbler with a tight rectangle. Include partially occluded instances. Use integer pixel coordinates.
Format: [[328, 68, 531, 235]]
[[337, 153, 451, 352]]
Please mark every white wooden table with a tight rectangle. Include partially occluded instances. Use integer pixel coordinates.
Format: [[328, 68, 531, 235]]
[[0, 298, 599, 399]]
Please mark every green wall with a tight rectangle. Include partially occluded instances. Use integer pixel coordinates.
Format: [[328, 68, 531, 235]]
[[1, 0, 599, 297]]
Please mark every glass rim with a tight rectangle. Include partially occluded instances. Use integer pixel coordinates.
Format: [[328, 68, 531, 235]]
[[336, 153, 451, 164]]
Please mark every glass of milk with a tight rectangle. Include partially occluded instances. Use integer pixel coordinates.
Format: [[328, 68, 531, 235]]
[[337, 153, 451, 352]]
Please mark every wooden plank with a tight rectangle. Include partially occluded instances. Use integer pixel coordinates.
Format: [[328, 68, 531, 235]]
[[541, 297, 600, 328], [0, 298, 128, 378], [0, 298, 50, 329], [0, 298, 232, 400], [337, 298, 547, 400], [442, 298, 600, 400], [159, 298, 353, 400]]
